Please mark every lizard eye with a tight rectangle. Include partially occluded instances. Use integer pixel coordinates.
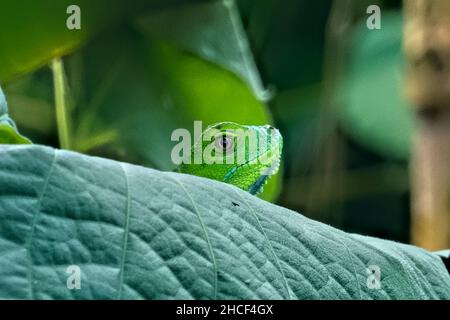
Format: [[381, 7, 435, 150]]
[[215, 134, 234, 154]]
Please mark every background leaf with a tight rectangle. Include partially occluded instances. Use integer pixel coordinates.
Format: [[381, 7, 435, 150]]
[[0, 87, 31, 144], [136, 0, 268, 99], [0, 0, 203, 83], [0, 145, 448, 299], [339, 12, 415, 160]]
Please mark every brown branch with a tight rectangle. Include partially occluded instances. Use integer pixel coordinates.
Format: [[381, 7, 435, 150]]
[[404, 0, 450, 249]]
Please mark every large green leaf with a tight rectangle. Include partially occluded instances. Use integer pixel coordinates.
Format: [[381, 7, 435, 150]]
[[1, 145, 448, 299], [0, 87, 31, 144]]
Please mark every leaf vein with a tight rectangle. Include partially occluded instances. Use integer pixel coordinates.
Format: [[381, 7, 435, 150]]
[[26, 148, 58, 299], [232, 189, 292, 299], [169, 174, 218, 300], [117, 163, 131, 300]]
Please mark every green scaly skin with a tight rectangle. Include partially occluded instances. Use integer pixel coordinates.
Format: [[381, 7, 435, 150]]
[[178, 122, 282, 195]]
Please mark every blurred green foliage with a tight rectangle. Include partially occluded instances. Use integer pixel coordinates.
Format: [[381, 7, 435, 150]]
[[340, 11, 414, 160], [0, 0, 414, 241], [0, 0, 203, 83]]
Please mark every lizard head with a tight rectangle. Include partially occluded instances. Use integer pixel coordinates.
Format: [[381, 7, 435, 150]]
[[178, 122, 283, 195]]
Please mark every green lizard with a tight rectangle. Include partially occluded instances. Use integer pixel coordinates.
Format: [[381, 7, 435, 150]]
[[178, 122, 282, 195]]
